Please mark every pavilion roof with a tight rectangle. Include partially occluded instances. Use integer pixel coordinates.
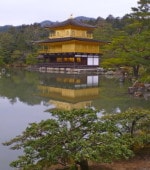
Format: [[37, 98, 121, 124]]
[[36, 37, 106, 44], [45, 18, 96, 30]]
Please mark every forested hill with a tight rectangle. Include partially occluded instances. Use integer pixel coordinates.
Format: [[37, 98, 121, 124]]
[[0, 15, 126, 31], [0, 25, 13, 32], [0, 16, 96, 28]]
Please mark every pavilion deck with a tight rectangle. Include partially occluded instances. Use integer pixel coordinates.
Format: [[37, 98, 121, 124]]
[[30, 63, 99, 74], [37, 63, 98, 69]]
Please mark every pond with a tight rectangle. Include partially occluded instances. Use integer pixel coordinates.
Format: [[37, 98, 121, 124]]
[[0, 69, 149, 170]]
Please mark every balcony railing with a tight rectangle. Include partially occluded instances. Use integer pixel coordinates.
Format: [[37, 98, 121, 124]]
[[37, 62, 98, 69]]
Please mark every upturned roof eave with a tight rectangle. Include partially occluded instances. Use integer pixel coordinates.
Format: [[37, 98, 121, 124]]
[[35, 37, 108, 44], [45, 18, 96, 30]]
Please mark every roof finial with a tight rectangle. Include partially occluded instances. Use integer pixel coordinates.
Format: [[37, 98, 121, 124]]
[[70, 14, 73, 19]]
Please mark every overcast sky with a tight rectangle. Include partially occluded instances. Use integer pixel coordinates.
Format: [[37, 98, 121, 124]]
[[0, 0, 138, 26]]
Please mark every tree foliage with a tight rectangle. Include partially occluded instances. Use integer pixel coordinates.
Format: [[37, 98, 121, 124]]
[[93, 21, 117, 41], [101, 0, 150, 77], [101, 29, 150, 76], [0, 24, 48, 65], [102, 108, 150, 146], [3, 108, 150, 170]]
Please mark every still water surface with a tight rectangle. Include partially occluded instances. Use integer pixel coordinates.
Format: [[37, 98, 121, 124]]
[[0, 69, 149, 170]]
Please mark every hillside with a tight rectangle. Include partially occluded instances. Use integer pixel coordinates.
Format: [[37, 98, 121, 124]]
[[0, 25, 13, 32], [0, 16, 98, 29]]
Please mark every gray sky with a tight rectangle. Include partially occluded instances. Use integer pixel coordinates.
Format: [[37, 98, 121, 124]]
[[0, 0, 138, 26]]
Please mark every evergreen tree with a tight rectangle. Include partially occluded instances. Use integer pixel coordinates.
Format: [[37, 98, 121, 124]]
[[3, 108, 135, 170], [101, 0, 150, 77]]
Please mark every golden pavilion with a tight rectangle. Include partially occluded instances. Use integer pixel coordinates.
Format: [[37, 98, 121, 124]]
[[37, 17, 105, 73]]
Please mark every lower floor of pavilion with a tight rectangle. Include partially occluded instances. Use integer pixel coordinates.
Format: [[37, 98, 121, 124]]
[[32, 53, 101, 74], [37, 53, 100, 67]]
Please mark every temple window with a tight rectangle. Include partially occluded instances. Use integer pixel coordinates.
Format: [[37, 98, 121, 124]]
[[69, 57, 74, 62], [66, 31, 69, 36], [82, 31, 86, 37], [56, 31, 60, 36], [76, 57, 81, 62], [64, 58, 67, 62], [63, 57, 74, 62], [57, 57, 62, 62], [71, 30, 75, 37], [49, 30, 55, 37], [44, 45, 48, 50], [87, 31, 92, 38]]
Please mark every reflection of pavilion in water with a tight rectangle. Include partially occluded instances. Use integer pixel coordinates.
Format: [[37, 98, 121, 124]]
[[38, 74, 99, 110]]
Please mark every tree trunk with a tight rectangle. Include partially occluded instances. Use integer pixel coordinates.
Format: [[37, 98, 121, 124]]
[[133, 65, 140, 77], [78, 159, 89, 170]]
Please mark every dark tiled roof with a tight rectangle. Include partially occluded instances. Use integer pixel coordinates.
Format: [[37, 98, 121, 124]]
[[36, 37, 106, 44], [45, 18, 96, 29]]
